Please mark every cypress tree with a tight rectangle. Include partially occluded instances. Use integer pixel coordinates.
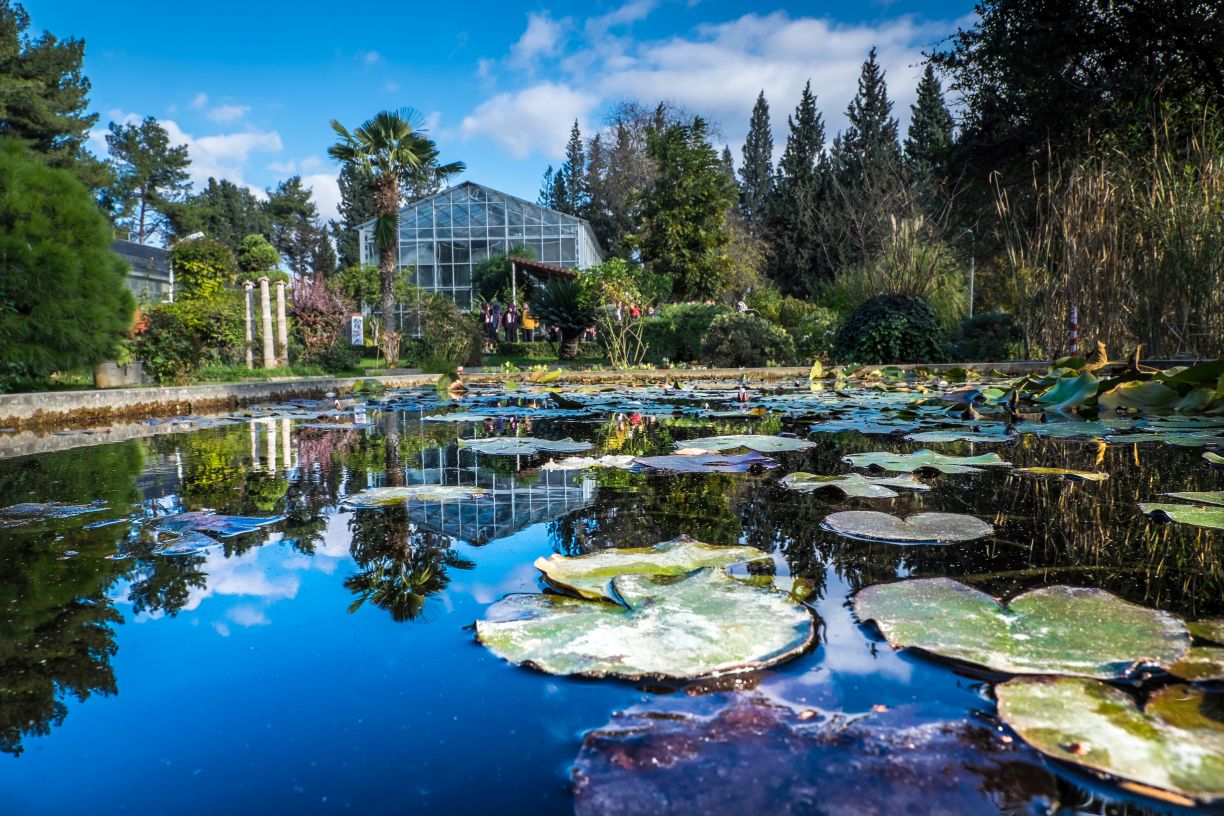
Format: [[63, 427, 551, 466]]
[[738, 90, 774, 230], [554, 120, 586, 215], [720, 145, 735, 182], [765, 81, 828, 296], [538, 165, 557, 208], [904, 63, 955, 185], [834, 47, 902, 190]]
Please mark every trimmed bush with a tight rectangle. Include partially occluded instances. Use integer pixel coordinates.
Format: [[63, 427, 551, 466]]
[[493, 341, 603, 360], [833, 295, 948, 364], [951, 311, 1025, 362], [641, 303, 728, 364], [700, 312, 795, 367], [313, 338, 363, 373]]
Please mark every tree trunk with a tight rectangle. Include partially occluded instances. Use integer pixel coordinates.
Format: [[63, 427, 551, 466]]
[[380, 253, 400, 367], [559, 329, 582, 360], [384, 410, 404, 487], [376, 176, 403, 368]]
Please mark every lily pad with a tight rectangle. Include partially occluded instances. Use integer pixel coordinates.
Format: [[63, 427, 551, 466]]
[[422, 412, 492, 422], [1139, 502, 1224, 530], [853, 577, 1189, 679], [1190, 619, 1224, 645], [155, 511, 285, 538], [1034, 371, 1100, 411], [779, 472, 929, 499], [342, 485, 489, 507], [675, 434, 815, 453], [533, 536, 771, 601], [822, 511, 992, 544], [1014, 467, 1109, 482], [996, 677, 1224, 805], [903, 428, 1011, 443], [1098, 380, 1181, 413], [0, 500, 107, 528], [843, 449, 1012, 474], [632, 452, 779, 474], [1163, 491, 1224, 506], [540, 455, 636, 471], [1168, 647, 1224, 682], [1206, 452, 1224, 466], [1012, 420, 1115, 439], [476, 568, 814, 681], [459, 436, 593, 456]]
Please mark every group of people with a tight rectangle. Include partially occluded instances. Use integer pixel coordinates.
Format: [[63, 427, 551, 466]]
[[480, 300, 541, 351]]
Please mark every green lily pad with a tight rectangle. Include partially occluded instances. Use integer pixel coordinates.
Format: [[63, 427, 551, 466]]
[[1168, 647, 1224, 682], [459, 436, 593, 455], [476, 568, 814, 681], [1014, 467, 1109, 482], [1164, 491, 1224, 506], [903, 428, 1012, 443], [1107, 431, 1224, 446], [1206, 451, 1224, 466], [1139, 502, 1224, 530], [779, 472, 929, 499], [1012, 420, 1115, 439], [532, 536, 772, 601], [342, 484, 488, 507], [676, 434, 815, 453], [996, 677, 1224, 805], [156, 511, 285, 538], [1189, 619, 1224, 645], [853, 577, 1189, 679], [1035, 371, 1099, 411], [823, 511, 992, 544], [843, 449, 1012, 474], [1098, 380, 1181, 413], [0, 500, 108, 529]]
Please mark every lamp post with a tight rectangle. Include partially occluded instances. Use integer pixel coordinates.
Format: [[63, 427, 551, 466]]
[[961, 228, 975, 319]]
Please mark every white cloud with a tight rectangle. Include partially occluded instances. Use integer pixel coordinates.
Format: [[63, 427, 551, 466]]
[[145, 118, 283, 187], [460, 83, 597, 159], [207, 103, 250, 123], [267, 159, 297, 174], [303, 171, 341, 222], [189, 92, 208, 109], [587, 0, 657, 34], [384, 79, 399, 93], [510, 12, 568, 66], [362, 50, 382, 65]]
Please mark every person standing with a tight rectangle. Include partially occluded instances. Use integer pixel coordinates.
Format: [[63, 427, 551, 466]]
[[490, 300, 503, 344], [521, 301, 538, 341], [505, 302, 518, 343]]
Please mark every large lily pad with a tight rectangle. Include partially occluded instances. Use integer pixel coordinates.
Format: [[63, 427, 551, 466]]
[[1139, 502, 1224, 530], [1168, 647, 1224, 682], [476, 568, 814, 681], [822, 511, 992, 544], [533, 536, 771, 601], [996, 677, 1224, 805], [1164, 490, 1224, 506], [342, 484, 488, 507], [572, 699, 1060, 816], [779, 472, 929, 499], [1098, 380, 1181, 413], [1014, 467, 1108, 482], [155, 511, 285, 538], [459, 436, 592, 455], [0, 500, 107, 528], [1190, 619, 1224, 645], [632, 452, 779, 474], [676, 434, 815, 453], [903, 428, 1012, 443], [843, 449, 1012, 474], [853, 577, 1189, 679], [1206, 451, 1224, 466]]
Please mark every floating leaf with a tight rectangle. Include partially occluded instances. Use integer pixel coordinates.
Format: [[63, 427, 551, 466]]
[[843, 449, 1012, 474], [540, 455, 636, 471], [152, 530, 223, 556], [1098, 380, 1181, 413], [1106, 430, 1224, 447], [1189, 619, 1224, 645], [1163, 491, 1224, 506], [422, 412, 492, 423], [822, 511, 992, 544], [459, 436, 592, 455], [476, 568, 814, 681], [1139, 502, 1224, 530], [342, 485, 488, 507], [676, 434, 815, 453], [1014, 467, 1109, 482], [0, 500, 107, 528], [632, 452, 779, 474], [1168, 647, 1224, 682], [1012, 420, 1115, 439], [996, 677, 1224, 806], [533, 536, 771, 601], [572, 699, 1060, 816], [904, 427, 1012, 443], [155, 511, 285, 538], [299, 421, 374, 430], [853, 577, 1189, 679], [779, 472, 929, 499], [1207, 452, 1224, 466], [1034, 371, 1099, 411]]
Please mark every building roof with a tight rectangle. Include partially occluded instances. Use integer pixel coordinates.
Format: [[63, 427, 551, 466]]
[[508, 256, 578, 280], [111, 239, 171, 279], [354, 180, 599, 234]]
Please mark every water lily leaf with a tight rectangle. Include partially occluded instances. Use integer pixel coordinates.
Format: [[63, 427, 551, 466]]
[[904, 428, 1012, 443], [541, 455, 636, 471], [853, 577, 1189, 678], [1189, 619, 1224, 645], [572, 699, 1061, 816], [1168, 647, 1224, 682], [342, 485, 488, 507], [155, 511, 285, 538], [459, 436, 593, 455], [1163, 491, 1224, 506], [843, 449, 1012, 474], [1034, 371, 1099, 411], [1014, 467, 1109, 482], [0, 500, 108, 528], [823, 511, 992, 544], [299, 421, 374, 430], [476, 568, 815, 681], [1098, 380, 1180, 413], [1139, 502, 1224, 530], [996, 677, 1224, 805], [1106, 430, 1224, 446], [676, 434, 815, 453], [533, 536, 771, 601], [422, 412, 492, 422], [1156, 359, 1224, 389], [1011, 420, 1115, 439], [152, 530, 224, 556], [632, 452, 779, 474], [779, 472, 929, 499], [1207, 452, 1224, 466]]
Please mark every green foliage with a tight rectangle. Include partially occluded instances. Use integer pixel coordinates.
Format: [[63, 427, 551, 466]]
[[700, 312, 795, 367], [130, 307, 194, 384], [529, 279, 598, 360], [311, 338, 363, 374], [638, 117, 738, 300], [641, 303, 728, 364], [165, 178, 269, 251], [333, 162, 375, 269], [265, 175, 330, 278], [739, 91, 774, 229], [765, 81, 829, 296], [834, 294, 948, 364], [402, 293, 482, 373], [169, 238, 237, 298], [904, 64, 954, 188], [952, 311, 1024, 362], [237, 234, 280, 276], [0, 139, 134, 388], [102, 116, 190, 243], [747, 288, 840, 360], [472, 245, 534, 303], [491, 341, 603, 360], [133, 291, 245, 384]]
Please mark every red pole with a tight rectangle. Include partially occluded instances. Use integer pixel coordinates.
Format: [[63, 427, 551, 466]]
[[1069, 306, 1079, 355]]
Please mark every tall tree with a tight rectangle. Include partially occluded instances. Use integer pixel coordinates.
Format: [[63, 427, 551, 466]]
[[0, 1, 108, 191], [834, 47, 902, 190], [904, 63, 955, 185], [553, 120, 587, 215], [332, 162, 376, 269], [765, 81, 828, 296], [738, 91, 774, 231], [537, 165, 557, 208], [166, 178, 269, 252], [102, 116, 191, 244], [637, 118, 738, 300], [720, 145, 735, 181], [329, 108, 464, 365], [265, 176, 323, 278]]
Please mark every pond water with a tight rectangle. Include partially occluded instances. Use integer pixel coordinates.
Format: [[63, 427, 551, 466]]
[[0, 380, 1221, 815]]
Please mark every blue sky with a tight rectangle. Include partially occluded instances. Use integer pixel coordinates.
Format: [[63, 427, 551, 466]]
[[30, 0, 975, 223]]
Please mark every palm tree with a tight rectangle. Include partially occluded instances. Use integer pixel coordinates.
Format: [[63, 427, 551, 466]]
[[530, 279, 598, 360], [328, 109, 464, 366]]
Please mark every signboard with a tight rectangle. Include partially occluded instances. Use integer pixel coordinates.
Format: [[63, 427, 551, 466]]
[[349, 315, 364, 346]]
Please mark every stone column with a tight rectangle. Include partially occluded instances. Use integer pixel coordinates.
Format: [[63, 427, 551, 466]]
[[243, 281, 255, 370], [259, 276, 275, 369], [250, 419, 260, 471], [281, 417, 291, 471], [266, 419, 277, 475], [275, 279, 289, 367]]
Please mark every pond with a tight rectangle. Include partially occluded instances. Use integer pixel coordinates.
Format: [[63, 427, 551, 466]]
[[0, 377, 1221, 815]]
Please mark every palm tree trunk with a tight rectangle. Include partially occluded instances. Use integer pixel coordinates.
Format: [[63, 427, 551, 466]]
[[559, 329, 582, 360], [376, 176, 402, 367], [380, 250, 400, 366]]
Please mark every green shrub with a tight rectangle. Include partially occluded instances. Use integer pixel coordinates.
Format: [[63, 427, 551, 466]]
[[492, 341, 603, 359], [133, 293, 244, 383], [951, 311, 1025, 361], [641, 303, 728, 364], [132, 308, 195, 384], [404, 295, 483, 373], [700, 312, 795, 367], [791, 307, 841, 360], [170, 237, 238, 298], [313, 338, 363, 373], [833, 294, 948, 364]]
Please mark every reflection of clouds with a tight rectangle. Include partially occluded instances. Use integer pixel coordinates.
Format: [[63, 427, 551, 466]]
[[283, 510, 354, 575], [811, 570, 912, 683], [181, 547, 300, 612], [453, 562, 542, 605], [227, 604, 270, 627]]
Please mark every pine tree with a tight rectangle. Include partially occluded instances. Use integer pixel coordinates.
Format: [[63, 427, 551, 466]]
[[904, 63, 955, 185], [103, 116, 191, 244], [738, 91, 774, 231], [166, 178, 270, 253], [333, 162, 376, 268], [833, 47, 902, 191], [764, 81, 828, 296], [555, 120, 587, 215], [265, 176, 324, 278], [538, 165, 557, 208], [720, 146, 735, 181]]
